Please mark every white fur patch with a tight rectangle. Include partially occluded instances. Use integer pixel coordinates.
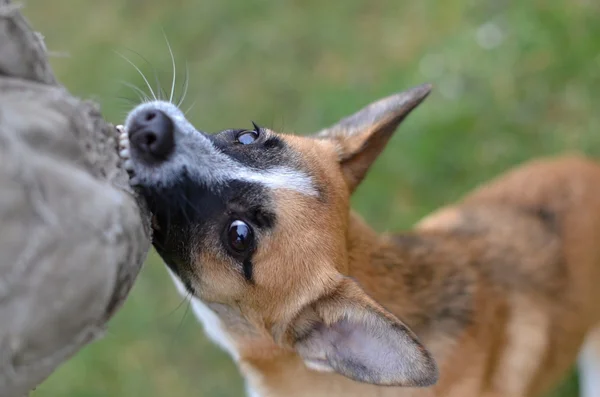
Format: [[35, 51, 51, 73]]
[[165, 269, 239, 361], [245, 384, 263, 397], [189, 298, 240, 361], [304, 359, 335, 373], [579, 328, 600, 397], [238, 167, 316, 197]]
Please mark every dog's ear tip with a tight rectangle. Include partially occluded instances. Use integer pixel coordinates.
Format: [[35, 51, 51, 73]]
[[313, 83, 433, 192], [397, 83, 433, 104]]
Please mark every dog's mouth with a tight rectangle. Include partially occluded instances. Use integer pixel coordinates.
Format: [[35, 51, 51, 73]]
[[117, 124, 158, 228]]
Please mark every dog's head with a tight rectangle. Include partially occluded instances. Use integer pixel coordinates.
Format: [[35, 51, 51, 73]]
[[119, 84, 437, 387]]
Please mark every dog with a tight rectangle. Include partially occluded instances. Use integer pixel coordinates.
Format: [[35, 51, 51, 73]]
[[118, 83, 600, 396]]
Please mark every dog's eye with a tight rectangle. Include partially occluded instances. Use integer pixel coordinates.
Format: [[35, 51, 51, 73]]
[[235, 122, 261, 145], [227, 220, 254, 253], [236, 130, 258, 145]]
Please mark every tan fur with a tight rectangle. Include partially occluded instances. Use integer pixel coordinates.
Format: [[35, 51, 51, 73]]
[[183, 85, 600, 396]]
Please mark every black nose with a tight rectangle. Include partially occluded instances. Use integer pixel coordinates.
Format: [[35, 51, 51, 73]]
[[129, 109, 175, 162]]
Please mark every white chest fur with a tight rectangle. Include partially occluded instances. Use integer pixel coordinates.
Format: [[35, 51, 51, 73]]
[[166, 268, 266, 397], [165, 268, 240, 361]]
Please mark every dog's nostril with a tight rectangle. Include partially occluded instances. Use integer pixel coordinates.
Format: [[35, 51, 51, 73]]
[[144, 131, 157, 146], [144, 111, 156, 122]]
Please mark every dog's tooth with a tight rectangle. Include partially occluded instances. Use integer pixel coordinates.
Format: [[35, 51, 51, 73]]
[[119, 139, 130, 149], [124, 159, 134, 170], [119, 133, 128, 141], [119, 149, 130, 158]]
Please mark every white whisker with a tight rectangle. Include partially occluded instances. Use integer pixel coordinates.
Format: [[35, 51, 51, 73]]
[[177, 61, 190, 108], [115, 50, 158, 101], [118, 80, 150, 102], [116, 96, 138, 105], [124, 47, 163, 101], [184, 99, 197, 115], [162, 29, 177, 104]]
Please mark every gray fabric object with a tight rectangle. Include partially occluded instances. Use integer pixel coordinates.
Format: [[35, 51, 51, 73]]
[[0, 2, 152, 396]]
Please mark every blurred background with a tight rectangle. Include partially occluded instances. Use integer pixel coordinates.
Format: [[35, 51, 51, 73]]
[[25, 0, 600, 396]]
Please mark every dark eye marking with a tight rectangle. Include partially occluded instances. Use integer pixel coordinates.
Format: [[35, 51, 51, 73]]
[[263, 136, 284, 149], [235, 121, 261, 145], [224, 219, 255, 282], [243, 259, 254, 284]]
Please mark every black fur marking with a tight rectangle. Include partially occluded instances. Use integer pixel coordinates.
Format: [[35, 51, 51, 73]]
[[529, 206, 559, 235], [263, 136, 285, 150], [163, 260, 181, 279], [139, 177, 276, 281], [243, 259, 254, 283], [434, 268, 474, 330]]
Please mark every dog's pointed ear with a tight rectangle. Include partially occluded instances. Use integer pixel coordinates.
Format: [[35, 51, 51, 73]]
[[315, 84, 432, 193], [291, 278, 438, 387]]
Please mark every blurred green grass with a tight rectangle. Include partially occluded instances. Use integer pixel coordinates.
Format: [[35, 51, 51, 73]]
[[24, 0, 600, 395]]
